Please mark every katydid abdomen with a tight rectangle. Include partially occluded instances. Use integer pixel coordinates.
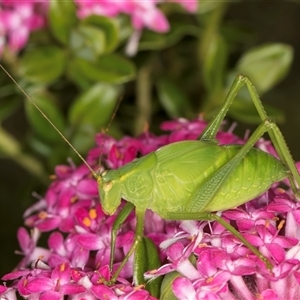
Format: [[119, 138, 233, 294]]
[[100, 140, 288, 218]]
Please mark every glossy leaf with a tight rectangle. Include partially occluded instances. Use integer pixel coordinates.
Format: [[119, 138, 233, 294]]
[[72, 25, 106, 58], [68, 82, 120, 154], [144, 237, 162, 298], [81, 15, 119, 53], [134, 237, 148, 286], [24, 90, 65, 143], [236, 43, 293, 93], [73, 55, 136, 84], [70, 24, 108, 60], [69, 83, 120, 128], [66, 59, 92, 90], [20, 46, 67, 84], [49, 0, 77, 44], [156, 78, 193, 118], [160, 272, 181, 300]]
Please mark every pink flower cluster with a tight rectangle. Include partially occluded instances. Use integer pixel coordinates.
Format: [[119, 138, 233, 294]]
[[0, 0, 48, 56], [0, 0, 198, 56], [2, 118, 300, 300], [75, 0, 198, 33]]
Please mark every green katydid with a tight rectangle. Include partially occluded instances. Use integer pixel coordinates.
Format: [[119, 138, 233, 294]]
[[100, 74, 300, 282], [2, 65, 300, 284]]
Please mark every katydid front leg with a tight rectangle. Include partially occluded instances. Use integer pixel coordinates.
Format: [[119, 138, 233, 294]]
[[110, 209, 145, 284], [109, 202, 135, 271]]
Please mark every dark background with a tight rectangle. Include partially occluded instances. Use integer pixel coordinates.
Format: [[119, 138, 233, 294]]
[[1, 1, 300, 277]]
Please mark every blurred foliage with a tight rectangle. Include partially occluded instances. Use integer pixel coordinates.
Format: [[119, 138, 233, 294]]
[[0, 1, 294, 182]]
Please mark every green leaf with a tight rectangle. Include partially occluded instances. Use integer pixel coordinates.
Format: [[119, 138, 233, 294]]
[[20, 46, 67, 84], [49, 1, 77, 44], [144, 237, 162, 298], [134, 237, 148, 286], [156, 78, 193, 118], [66, 59, 92, 90], [69, 83, 120, 129], [133, 236, 162, 297], [73, 55, 136, 84], [68, 82, 121, 157], [24, 90, 65, 143], [72, 25, 106, 58], [236, 43, 293, 93], [81, 15, 119, 53], [160, 272, 181, 300]]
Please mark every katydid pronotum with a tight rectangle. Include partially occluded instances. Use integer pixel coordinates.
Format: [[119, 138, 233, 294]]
[[2, 66, 300, 285]]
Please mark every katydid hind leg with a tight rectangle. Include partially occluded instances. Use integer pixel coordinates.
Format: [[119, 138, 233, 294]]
[[199, 74, 246, 142], [200, 74, 300, 197], [244, 77, 300, 197], [166, 211, 273, 270], [211, 214, 273, 270], [166, 120, 283, 270]]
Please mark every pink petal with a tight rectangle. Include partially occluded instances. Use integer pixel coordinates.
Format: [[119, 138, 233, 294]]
[[2, 270, 31, 281], [51, 263, 71, 285], [77, 233, 105, 250], [40, 291, 61, 300], [172, 277, 196, 299], [267, 242, 291, 265], [26, 277, 53, 293], [77, 179, 98, 195], [17, 227, 31, 252], [60, 283, 86, 295], [48, 232, 66, 255], [91, 285, 117, 299], [175, 0, 198, 12], [0, 286, 7, 294], [36, 216, 61, 232]]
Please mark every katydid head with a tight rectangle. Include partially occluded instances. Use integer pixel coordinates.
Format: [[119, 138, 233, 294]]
[[96, 170, 122, 215], [0, 63, 124, 214]]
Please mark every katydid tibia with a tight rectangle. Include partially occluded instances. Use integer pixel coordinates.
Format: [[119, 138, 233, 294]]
[[2, 66, 300, 285]]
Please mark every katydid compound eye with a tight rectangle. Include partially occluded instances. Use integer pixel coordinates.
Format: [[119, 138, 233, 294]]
[[103, 181, 112, 192]]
